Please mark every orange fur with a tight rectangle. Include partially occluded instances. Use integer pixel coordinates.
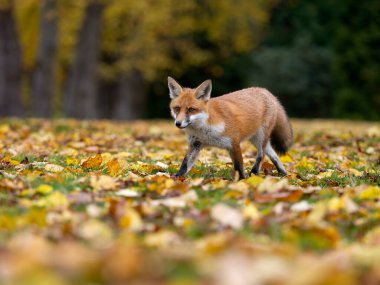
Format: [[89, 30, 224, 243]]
[[168, 77, 293, 179]]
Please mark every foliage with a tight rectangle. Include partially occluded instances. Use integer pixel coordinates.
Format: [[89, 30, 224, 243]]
[[12, 0, 271, 81], [250, 37, 332, 117], [100, 0, 271, 80], [0, 119, 380, 284], [252, 0, 380, 120]]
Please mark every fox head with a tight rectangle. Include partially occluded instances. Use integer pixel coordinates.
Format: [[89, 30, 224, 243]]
[[168, 77, 212, 129]]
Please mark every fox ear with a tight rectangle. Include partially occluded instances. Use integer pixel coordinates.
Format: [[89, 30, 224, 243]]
[[195, 79, 212, 101], [168, 76, 182, 99]]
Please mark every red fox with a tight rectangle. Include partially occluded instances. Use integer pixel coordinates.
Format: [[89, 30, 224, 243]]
[[168, 77, 293, 180]]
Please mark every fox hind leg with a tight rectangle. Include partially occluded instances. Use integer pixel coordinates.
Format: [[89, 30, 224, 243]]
[[265, 142, 287, 176], [249, 128, 265, 175], [229, 144, 246, 180]]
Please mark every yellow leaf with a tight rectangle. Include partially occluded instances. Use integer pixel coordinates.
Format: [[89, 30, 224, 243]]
[[349, 168, 363, 176], [280, 154, 293, 163], [295, 156, 313, 169], [65, 157, 79, 165], [107, 159, 121, 176], [196, 232, 229, 255], [77, 219, 113, 246], [145, 230, 180, 248], [359, 186, 380, 199], [243, 203, 261, 220], [36, 184, 53, 195], [90, 175, 117, 191], [118, 157, 129, 170], [101, 152, 113, 164], [36, 192, 68, 209], [244, 175, 264, 186], [119, 207, 143, 231], [0, 123, 10, 134], [174, 216, 194, 229], [307, 203, 327, 225], [228, 181, 249, 193], [317, 171, 333, 179], [82, 154, 102, 169], [327, 197, 344, 213], [2, 155, 20, 165]]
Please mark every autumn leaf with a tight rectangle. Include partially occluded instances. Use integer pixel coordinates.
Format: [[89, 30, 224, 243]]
[[211, 203, 243, 229], [35, 184, 53, 195], [0, 119, 379, 284], [107, 159, 122, 176], [45, 163, 64, 173], [359, 186, 380, 199], [90, 175, 117, 191], [82, 154, 102, 169]]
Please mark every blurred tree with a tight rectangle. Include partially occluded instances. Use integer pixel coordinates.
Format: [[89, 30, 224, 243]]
[[331, 0, 380, 120], [250, 38, 332, 118], [99, 0, 271, 119], [32, 0, 57, 117], [252, 0, 380, 120], [64, 0, 104, 119], [0, 2, 23, 116]]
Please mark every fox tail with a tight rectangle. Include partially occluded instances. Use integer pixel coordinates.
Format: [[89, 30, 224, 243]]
[[270, 104, 293, 154]]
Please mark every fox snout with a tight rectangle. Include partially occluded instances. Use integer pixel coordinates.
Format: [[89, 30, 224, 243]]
[[175, 120, 190, 129]]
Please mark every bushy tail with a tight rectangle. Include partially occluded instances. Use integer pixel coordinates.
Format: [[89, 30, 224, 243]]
[[270, 104, 293, 154]]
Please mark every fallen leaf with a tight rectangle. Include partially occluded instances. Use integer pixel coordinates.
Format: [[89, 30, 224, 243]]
[[107, 159, 121, 176], [82, 154, 102, 169], [115, 189, 140, 197], [77, 219, 113, 246], [150, 190, 198, 208], [359, 186, 380, 199], [35, 184, 53, 195], [45, 163, 64, 172], [243, 203, 261, 220], [35, 191, 68, 209], [90, 175, 117, 191], [291, 200, 314, 212], [145, 230, 181, 248], [211, 203, 243, 229], [119, 207, 143, 231]]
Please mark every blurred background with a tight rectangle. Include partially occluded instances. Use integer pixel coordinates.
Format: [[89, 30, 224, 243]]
[[0, 0, 379, 121]]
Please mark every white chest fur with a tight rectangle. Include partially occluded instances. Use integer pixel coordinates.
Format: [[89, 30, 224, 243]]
[[185, 114, 232, 149]]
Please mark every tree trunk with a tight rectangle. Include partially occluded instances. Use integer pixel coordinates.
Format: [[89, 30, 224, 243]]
[[113, 70, 146, 120], [0, 7, 23, 117], [31, 0, 57, 117], [64, 1, 103, 119]]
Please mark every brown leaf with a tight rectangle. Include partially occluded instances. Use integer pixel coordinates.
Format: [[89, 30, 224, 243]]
[[82, 154, 102, 169], [107, 159, 121, 176]]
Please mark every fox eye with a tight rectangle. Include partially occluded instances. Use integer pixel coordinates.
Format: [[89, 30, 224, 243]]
[[174, 106, 180, 113], [188, 107, 197, 113]]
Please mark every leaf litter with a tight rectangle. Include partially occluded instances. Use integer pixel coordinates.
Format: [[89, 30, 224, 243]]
[[0, 118, 379, 284]]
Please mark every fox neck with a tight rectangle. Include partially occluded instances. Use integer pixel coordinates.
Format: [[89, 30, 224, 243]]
[[188, 111, 209, 128]]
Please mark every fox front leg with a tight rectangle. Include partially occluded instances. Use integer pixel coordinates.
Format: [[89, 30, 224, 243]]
[[174, 137, 202, 177]]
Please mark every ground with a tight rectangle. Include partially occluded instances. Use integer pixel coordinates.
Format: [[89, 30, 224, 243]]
[[0, 118, 379, 285]]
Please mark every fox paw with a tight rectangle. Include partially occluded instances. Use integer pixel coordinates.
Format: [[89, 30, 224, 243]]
[[173, 173, 184, 178]]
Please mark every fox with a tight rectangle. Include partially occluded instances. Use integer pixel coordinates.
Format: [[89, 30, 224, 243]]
[[168, 76, 293, 180]]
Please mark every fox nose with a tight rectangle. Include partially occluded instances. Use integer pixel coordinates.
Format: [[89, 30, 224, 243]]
[[175, 121, 182, 128]]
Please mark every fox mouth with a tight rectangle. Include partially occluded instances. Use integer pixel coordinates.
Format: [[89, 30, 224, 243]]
[[176, 122, 191, 129]]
